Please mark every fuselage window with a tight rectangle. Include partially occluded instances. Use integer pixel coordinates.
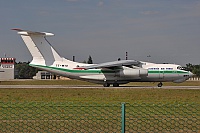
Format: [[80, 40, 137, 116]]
[[166, 68, 173, 70]]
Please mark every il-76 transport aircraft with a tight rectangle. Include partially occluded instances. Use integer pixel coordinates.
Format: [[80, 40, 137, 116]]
[[13, 29, 194, 87]]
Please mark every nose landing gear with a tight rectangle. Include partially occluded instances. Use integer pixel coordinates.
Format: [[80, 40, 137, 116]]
[[157, 82, 163, 87]]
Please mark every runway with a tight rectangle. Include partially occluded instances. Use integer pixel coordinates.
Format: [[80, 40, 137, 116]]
[[0, 85, 199, 89]]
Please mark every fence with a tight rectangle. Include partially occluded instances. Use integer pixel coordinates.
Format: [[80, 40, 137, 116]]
[[0, 102, 199, 132], [188, 77, 200, 81]]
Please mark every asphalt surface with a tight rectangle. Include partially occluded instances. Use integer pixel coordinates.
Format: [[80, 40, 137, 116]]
[[0, 85, 199, 89]]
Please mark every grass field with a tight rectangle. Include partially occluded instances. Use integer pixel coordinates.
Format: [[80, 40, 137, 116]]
[[0, 80, 199, 103], [0, 80, 199, 132], [1, 88, 199, 104]]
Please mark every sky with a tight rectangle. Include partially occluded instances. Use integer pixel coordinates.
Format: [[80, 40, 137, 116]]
[[0, 0, 200, 66]]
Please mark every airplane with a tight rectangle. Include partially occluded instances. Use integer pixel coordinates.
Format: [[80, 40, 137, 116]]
[[12, 29, 194, 87]]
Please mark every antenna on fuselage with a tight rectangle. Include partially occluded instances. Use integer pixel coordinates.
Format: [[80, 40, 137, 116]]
[[73, 56, 75, 62]]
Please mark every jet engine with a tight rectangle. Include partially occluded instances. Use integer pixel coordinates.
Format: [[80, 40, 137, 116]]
[[119, 67, 148, 78]]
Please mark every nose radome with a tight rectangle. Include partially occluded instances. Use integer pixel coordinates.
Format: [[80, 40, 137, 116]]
[[189, 71, 194, 77]]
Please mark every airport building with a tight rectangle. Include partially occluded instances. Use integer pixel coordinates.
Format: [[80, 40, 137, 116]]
[[0, 58, 15, 80], [33, 71, 55, 80], [33, 71, 70, 80]]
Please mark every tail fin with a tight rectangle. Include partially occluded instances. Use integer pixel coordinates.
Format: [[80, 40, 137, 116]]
[[12, 29, 62, 66]]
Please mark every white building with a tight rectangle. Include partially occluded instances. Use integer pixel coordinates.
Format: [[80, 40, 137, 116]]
[[0, 58, 15, 80], [33, 71, 55, 80], [33, 71, 70, 80]]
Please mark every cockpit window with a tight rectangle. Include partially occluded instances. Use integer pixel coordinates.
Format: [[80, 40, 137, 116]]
[[177, 66, 183, 70]]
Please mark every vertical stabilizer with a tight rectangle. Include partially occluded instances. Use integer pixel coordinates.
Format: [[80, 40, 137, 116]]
[[13, 29, 62, 66]]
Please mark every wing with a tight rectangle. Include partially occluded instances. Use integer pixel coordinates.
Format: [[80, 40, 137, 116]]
[[81, 60, 140, 69]]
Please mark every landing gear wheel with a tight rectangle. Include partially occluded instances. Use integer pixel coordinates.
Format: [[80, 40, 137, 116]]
[[103, 83, 110, 87], [158, 82, 163, 87], [113, 83, 119, 87]]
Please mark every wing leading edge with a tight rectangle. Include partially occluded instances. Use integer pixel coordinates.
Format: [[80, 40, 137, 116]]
[[81, 60, 140, 69]]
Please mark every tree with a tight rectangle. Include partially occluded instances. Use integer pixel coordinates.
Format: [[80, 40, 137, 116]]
[[15, 62, 38, 79], [192, 65, 200, 77], [87, 55, 93, 64], [185, 63, 193, 72], [185, 63, 200, 77]]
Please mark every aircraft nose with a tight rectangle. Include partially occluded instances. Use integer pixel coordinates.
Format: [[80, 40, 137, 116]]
[[189, 71, 194, 77]]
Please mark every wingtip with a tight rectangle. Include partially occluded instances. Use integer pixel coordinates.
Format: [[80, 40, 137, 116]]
[[11, 28, 23, 31]]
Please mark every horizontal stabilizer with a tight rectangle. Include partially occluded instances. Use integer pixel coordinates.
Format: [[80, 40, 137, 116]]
[[12, 29, 54, 36]]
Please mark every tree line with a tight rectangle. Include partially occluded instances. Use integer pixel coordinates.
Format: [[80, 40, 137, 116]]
[[15, 62, 38, 79], [184, 63, 200, 77]]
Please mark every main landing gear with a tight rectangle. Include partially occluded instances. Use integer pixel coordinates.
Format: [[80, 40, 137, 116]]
[[113, 83, 119, 87], [103, 82, 119, 87], [103, 82, 110, 87], [157, 82, 163, 87]]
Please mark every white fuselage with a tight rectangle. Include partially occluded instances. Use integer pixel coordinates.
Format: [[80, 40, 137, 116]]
[[30, 60, 192, 85]]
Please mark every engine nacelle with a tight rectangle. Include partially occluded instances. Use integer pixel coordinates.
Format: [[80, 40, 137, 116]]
[[119, 68, 148, 78]]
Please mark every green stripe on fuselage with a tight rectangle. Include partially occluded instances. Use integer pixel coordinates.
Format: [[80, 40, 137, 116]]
[[148, 70, 188, 74], [29, 64, 114, 74]]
